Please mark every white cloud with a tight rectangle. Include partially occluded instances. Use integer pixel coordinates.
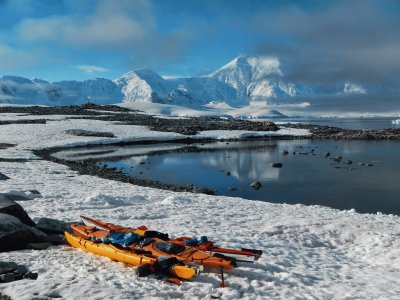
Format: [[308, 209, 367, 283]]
[[76, 65, 109, 73], [343, 83, 367, 95], [17, 0, 154, 49], [0, 44, 37, 69]]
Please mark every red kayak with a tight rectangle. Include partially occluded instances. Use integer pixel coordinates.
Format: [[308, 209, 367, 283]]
[[81, 215, 262, 263]]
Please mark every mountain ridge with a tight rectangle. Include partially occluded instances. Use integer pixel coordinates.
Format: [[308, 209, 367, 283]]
[[0, 55, 364, 107]]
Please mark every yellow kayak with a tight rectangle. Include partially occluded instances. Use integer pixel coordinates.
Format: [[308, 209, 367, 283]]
[[65, 231, 198, 280]]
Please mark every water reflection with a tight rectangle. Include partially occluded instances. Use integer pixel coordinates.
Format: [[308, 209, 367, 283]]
[[58, 139, 400, 215]]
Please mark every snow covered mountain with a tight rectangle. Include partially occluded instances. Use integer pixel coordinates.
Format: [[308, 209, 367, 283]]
[[115, 55, 315, 106], [209, 55, 314, 104], [0, 55, 365, 107], [0, 76, 122, 105]]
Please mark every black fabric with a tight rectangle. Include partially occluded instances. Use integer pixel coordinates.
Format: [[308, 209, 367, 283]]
[[139, 238, 153, 248], [154, 242, 185, 255], [144, 231, 169, 240], [155, 257, 180, 271]]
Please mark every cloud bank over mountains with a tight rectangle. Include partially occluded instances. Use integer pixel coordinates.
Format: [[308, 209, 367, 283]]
[[255, 0, 400, 91], [0, 54, 376, 117]]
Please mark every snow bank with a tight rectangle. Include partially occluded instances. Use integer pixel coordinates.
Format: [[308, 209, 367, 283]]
[[0, 113, 399, 299]]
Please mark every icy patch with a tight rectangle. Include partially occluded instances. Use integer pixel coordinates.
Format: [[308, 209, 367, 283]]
[[392, 119, 400, 125], [82, 193, 132, 208], [160, 195, 195, 205]]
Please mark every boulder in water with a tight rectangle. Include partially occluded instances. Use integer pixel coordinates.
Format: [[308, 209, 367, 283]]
[[250, 181, 262, 190]]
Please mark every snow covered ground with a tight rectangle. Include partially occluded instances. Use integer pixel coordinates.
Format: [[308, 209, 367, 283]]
[[0, 112, 399, 299]]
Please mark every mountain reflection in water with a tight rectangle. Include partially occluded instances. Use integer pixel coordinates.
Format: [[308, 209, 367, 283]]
[[58, 139, 400, 215]]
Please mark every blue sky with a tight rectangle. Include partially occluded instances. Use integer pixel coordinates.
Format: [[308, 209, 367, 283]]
[[0, 0, 399, 85]]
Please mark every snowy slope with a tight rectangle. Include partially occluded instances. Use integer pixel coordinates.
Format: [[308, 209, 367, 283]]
[[209, 55, 314, 104], [0, 55, 367, 110], [0, 113, 399, 299], [115, 55, 314, 106], [115, 70, 237, 105], [0, 76, 122, 106]]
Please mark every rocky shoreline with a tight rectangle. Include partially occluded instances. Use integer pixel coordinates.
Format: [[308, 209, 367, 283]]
[[3, 103, 400, 195], [1, 103, 399, 139]]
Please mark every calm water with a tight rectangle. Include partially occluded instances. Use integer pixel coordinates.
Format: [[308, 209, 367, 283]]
[[274, 117, 400, 130], [98, 139, 400, 215]]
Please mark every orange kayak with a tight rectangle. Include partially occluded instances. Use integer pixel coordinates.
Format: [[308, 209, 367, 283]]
[[81, 215, 262, 262], [71, 224, 236, 271], [65, 230, 198, 280]]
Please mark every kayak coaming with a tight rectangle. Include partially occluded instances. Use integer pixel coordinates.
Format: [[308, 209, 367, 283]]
[[65, 231, 198, 279]]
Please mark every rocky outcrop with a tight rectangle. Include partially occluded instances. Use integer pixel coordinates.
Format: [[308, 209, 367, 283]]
[[0, 194, 36, 227], [0, 194, 68, 252], [0, 213, 46, 252]]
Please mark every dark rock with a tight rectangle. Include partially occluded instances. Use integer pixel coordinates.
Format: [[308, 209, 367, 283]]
[[0, 261, 38, 283], [41, 233, 67, 244], [0, 194, 36, 227], [250, 181, 262, 190], [192, 188, 215, 195], [271, 162, 283, 168], [226, 171, 231, 176], [345, 160, 353, 165], [36, 217, 69, 234], [282, 150, 289, 155], [0, 262, 28, 275], [0, 173, 10, 181], [367, 163, 373, 166], [65, 129, 115, 138], [324, 152, 330, 158], [333, 156, 342, 163], [0, 214, 46, 252], [0, 273, 15, 283], [0, 292, 12, 300], [28, 190, 41, 195]]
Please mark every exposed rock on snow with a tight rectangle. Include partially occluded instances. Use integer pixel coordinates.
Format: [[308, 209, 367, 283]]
[[0, 261, 38, 284], [0, 213, 45, 252], [0, 173, 10, 181], [35, 217, 70, 235], [0, 194, 35, 227], [65, 129, 116, 138]]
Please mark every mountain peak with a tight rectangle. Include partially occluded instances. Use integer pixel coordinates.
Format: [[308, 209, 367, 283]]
[[210, 55, 282, 78], [0, 75, 33, 84]]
